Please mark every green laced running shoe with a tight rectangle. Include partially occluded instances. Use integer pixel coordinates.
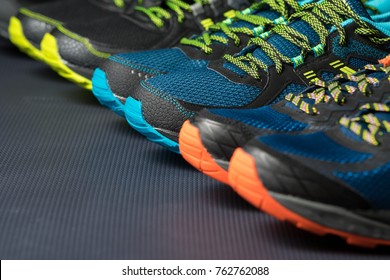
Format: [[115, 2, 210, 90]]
[[92, 0, 309, 117], [40, 0, 249, 90], [121, 0, 390, 154], [8, 0, 135, 61]]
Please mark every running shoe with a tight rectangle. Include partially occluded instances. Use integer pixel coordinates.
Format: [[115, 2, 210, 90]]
[[180, 58, 390, 184], [92, 0, 306, 117], [9, 0, 135, 61], [124, 0, 390, 154], [41, 0, 248, 90], [228, 95, 390, 248]]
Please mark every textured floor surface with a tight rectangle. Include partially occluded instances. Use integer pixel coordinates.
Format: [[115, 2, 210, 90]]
[[0, 38, 389, 259]]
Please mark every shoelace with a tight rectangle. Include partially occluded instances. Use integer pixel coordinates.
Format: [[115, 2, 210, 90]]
[[340, 101, 390, 146], [285, 64, 390, 115], [224, 0, 390, 80], [135, 0, 208, 28], [180, 0, 300, 54]]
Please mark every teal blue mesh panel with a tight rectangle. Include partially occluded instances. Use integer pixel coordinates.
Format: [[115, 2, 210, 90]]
[[321, 71, 335, 81], [145, 69, 260, 107], [334, 162, 390, 209], [345, 0, 370, 18], [332, 37, 388, 62], [209, 105, 308, 131], [109, 48, 208, 74], [348, 57, 373, 70], [259, 132, 372, 163]]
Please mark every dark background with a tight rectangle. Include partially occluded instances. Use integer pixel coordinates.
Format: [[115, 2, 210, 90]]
[[0, 37, 389, 259]]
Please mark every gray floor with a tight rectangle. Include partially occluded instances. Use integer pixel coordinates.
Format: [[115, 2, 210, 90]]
[[0, 37, 389, 259]]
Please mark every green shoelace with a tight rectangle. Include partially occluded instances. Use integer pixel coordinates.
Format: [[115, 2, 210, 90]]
[[180, 0, 301, 54], [285, 64, 390, 115], [134, 0, 208, 28], [340, 100, 390, 146], [224, 0, 390, 80]]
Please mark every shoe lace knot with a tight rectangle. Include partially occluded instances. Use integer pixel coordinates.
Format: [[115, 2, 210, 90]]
[[340, 99, 390, 146], [180, 0, 300, 54], [285, 64, 389, 115], [224, 0, 390, 80], [136, 0, 210, 28]]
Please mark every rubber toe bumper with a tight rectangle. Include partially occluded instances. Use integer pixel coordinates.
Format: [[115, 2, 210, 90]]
[[9, 16, 47, 61], [179, 120, 230, 184], [92, 68, 126, 117], [124, 96, 180, 153], [41, 33, 93, 90]]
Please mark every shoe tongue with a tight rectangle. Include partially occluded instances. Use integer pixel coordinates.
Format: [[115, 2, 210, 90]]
[[344, 0, 371, 19]]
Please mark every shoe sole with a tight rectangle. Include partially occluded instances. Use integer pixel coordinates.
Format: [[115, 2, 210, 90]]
[[179, 120, 229, 184], [228, 148, 390, 248], [92, 68, 126, 117], [124, 96, 180, 153], [8, 16, 45, 61], [41, 33, 92, 90]]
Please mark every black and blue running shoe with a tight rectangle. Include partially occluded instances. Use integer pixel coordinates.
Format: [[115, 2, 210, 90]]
[[228, 93, 390, 248], [92, 0, 306, 117], [124, 0, 390, 154], [41, 0, 248, 90], [180, 59, 390, 184]]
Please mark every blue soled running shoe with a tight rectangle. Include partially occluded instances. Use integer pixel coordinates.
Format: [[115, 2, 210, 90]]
[[123, 0, 390, 153], [228, 95, 390, 248], [180, 59, 390, 184], [92, 0, 306, 117]]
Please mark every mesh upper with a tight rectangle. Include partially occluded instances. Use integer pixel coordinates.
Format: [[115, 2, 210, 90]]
[[334, 162, 390, 209], [25, 0, 118, 23], [258, 132, 372, 163], [62, 15, 181, 50], [106, 9, 282, 74], [109, 48, 208, 74], [209, 105, 308, 132], [222, 0, 377, 76], [332, 36, 388, 63], [145, 69, 260, 107]]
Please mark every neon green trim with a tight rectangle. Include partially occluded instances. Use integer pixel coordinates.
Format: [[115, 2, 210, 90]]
[[340, 66, 356, 75], [41, 33, 92, 90], [114, 0, 125, 8], [56, 25, 111, 59], [19, 8, 62, 26], [329, 60, 341, 66], [8, 16, 45, 61]]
